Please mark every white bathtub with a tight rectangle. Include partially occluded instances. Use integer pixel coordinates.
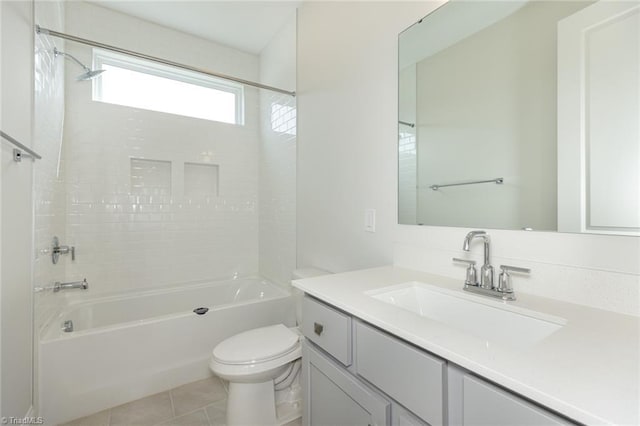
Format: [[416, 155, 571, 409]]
[[39, 277, 295, 425]]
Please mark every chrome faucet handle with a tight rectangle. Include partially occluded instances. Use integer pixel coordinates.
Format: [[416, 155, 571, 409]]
[[52, 236, 76, 264], [500, 265, 530, 274], [497, 265, 530, 294], [453, 258, 478, 286]]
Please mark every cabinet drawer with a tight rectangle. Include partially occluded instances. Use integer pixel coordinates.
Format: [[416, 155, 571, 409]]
[[463, 375, 573, 425], [301, 295, 352, 366], [356, 321, 445, 426]]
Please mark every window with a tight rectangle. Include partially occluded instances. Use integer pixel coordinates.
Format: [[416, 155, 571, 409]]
[[93, 49, 244, 125], [270, 102, 296, 135]]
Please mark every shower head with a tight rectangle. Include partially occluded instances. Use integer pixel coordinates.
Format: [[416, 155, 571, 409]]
[[77, 69, 106, 81], [54, 47, 105, 81]]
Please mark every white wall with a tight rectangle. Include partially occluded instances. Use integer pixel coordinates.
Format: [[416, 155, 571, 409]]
[[0, 1, 3, 413], [259, 12, 297, 286], [0, 0, 34, 417], [297, 1, 437, 273], [60, 2, 262, 294], [296, 1, 640, 316]]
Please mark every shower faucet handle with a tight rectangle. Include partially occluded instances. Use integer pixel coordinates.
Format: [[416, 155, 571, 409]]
[[52, 236, 75, 264]]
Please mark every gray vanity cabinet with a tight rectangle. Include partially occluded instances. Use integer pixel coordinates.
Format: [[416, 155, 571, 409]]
[[303, 341, 391, 426], [451, 370, 572, 426], [301, 294, 574, 426], [355, 321, 444, 426], [301, 295, 353, 366]]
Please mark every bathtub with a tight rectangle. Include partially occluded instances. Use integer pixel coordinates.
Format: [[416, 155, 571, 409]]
[[39, 277, 295, 425]]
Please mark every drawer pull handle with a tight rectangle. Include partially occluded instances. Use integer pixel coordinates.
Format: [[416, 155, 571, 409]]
[[314, 322, 324, 336]]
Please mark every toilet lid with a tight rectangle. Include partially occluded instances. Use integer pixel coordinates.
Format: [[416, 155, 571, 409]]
[[213, 324, 299, 365]]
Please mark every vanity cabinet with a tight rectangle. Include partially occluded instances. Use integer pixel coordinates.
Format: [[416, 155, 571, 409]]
[[448, 366, 572, 426], [303, 341, 391, 426], [301, 294, 574, 426], [355, 321, 444, 425], [301, 295, 353, 366]]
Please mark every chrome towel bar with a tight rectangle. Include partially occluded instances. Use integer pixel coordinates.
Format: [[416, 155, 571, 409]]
[[430, 178, 503, 191], [1, 130, 42, 162]]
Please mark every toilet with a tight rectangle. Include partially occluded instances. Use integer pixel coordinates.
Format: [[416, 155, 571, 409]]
[[209, 268, 329, 426]]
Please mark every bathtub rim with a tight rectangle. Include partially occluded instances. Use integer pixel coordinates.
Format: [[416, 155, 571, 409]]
[[41, 276, 291, 342], [62, 275, 288, 307]]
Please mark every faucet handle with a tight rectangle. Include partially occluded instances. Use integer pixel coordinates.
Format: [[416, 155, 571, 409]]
[[500, 265, 530, 274], [453, 258, 478, 286], [497, 265, 530, 294]]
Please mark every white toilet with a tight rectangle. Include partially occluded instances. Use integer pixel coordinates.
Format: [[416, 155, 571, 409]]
[[209, 268, 329, 426]]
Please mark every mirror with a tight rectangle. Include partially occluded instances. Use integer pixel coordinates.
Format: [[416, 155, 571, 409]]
[[398, 0, 639, 235]]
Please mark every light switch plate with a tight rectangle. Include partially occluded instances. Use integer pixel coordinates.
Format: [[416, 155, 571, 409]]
[[365, 209, 376, 232]]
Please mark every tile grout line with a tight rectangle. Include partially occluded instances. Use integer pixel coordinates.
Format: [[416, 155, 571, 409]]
[[202, 405, 213, 426], [169, 389, 177, 420], [65, 378, 228, 426]]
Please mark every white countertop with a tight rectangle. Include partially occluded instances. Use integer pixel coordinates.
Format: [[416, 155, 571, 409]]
[[292, 266, 640, 426]]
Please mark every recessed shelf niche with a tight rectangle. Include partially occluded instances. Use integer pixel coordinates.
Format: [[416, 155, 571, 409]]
[[130, 158, 172, 196], [184, 162, 219, 198]]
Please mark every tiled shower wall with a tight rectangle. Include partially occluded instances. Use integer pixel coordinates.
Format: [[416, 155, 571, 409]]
[[61, 2, 263, 294], [33, 1, 66, 333]]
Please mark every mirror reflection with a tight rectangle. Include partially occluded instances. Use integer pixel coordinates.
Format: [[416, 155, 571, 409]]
[[398, 0, 639, 235]]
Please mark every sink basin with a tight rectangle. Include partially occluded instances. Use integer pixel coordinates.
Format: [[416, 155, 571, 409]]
[[367, 282, 566, 349]]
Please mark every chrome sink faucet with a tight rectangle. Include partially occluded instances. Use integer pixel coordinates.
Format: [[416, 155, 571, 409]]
[[454, 230, 531, 301], [462, 230, 493, 289]]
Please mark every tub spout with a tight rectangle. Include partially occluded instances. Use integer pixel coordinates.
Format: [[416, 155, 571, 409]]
[[54, 279, 89, 292]]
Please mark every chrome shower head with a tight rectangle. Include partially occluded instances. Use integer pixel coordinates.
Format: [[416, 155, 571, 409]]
[[54, 47, 105, 81], [76, 69, 106, 81]]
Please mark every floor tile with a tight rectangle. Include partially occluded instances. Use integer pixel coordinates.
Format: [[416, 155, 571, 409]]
[[109, 391, 173, 426], [282, 419, 302, 426], [204, 399, 227, 426], [59, 409, 110, 426], [171, 377, 227, 417], [157, 409, 209, 426]]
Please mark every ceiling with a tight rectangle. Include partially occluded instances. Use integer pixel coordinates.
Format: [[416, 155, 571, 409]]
[[89, 1, 300, 54]]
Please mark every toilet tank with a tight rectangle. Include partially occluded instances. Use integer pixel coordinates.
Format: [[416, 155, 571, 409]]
[[292, 268, 331, 326]]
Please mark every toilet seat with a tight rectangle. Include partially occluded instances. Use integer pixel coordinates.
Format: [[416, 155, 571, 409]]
[[213, 324, 300, 365], [210, 324, 302, 382]]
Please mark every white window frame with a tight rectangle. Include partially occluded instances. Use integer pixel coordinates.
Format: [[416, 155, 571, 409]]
[[92, 49, 245, 125]]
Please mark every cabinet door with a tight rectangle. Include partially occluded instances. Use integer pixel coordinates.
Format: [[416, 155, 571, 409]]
[[355, 321, 444, 425], [393, 404, 429, 426], [462, 375, 573, 426], [303, 341, 390, 426]]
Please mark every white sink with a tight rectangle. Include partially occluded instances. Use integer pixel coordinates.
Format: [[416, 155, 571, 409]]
[[366, 282, 566, 349]]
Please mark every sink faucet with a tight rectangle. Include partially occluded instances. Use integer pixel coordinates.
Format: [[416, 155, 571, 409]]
[[463, 230, 493, 289], [454, 231, 531, 301]]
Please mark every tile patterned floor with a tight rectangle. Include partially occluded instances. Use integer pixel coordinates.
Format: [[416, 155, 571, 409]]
[[60, 376, 303, 426]]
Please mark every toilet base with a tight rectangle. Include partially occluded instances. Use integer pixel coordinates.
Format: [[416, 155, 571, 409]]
[[227, 381, 277, 426], [225, 381, 302, 426]]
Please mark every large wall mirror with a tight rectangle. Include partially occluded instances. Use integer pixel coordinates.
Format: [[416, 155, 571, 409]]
[[398, 0, 639, 235]]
